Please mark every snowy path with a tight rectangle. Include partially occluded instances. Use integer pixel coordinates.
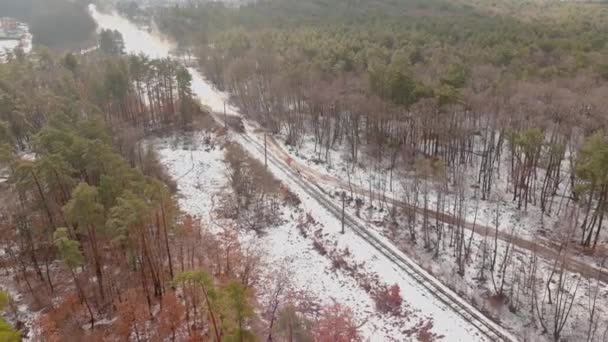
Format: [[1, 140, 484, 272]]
[[263, 136, 608, 284], [89, 5, 517, 341]]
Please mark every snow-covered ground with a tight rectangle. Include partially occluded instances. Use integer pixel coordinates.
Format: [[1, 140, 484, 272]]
[[0, 21, 33, 62], [0, 40, 20, 52], [147, 133, 227, 230], [266, 124, 608, 340], [90, 5, 239, 115], [90, 5, 173, 58], [148, 129, 502, 340], [147, 132, 411, 339], [0, 276, 41, 342], [275, 130, 608, 272], [89, 5, 516, 340], [277, 132, 565, 243], [0, 36, 31, 62]]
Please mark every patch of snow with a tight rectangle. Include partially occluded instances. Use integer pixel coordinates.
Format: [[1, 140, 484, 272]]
[[146, 132, 227, 232], [188, 67, 240, 116], [150, 130, 489, 340], [0, 40, 20, 62], [0, 40, 20, 51], [0, 279, 41, 342], [0, 22, 32, 62]]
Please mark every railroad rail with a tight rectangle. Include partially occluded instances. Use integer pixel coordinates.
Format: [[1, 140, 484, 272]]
[[233, 125, 518, 342]]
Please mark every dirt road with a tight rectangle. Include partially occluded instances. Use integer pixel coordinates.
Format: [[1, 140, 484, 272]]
[[264, 135, 608, 283]]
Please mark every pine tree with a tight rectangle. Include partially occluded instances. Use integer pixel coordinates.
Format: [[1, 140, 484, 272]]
[[64, 183, 106, 300], [53, 227, 95, 327], [220, 281, 256, 342], [0, 290, 19, 342]]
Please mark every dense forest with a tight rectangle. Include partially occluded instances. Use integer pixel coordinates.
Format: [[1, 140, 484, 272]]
[[0, 29, 363, 340], [0, 0, 607, 340], [0, 0, 96, 49], [152, 0, 608, 340], [0, 32, 198, 339], [156, 0, 608, 247]]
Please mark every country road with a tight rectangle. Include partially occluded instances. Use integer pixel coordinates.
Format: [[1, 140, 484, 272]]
[[261, 134, 608, 284]]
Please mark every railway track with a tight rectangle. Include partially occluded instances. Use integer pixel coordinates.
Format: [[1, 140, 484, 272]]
[[233, 127, 517, 342], [91, 11, 517, 340]]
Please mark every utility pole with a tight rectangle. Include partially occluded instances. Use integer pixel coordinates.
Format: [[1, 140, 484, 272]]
[[341, 191, 346, 234], [224, 101, 227, 130], [264, 133, 268, 168]]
